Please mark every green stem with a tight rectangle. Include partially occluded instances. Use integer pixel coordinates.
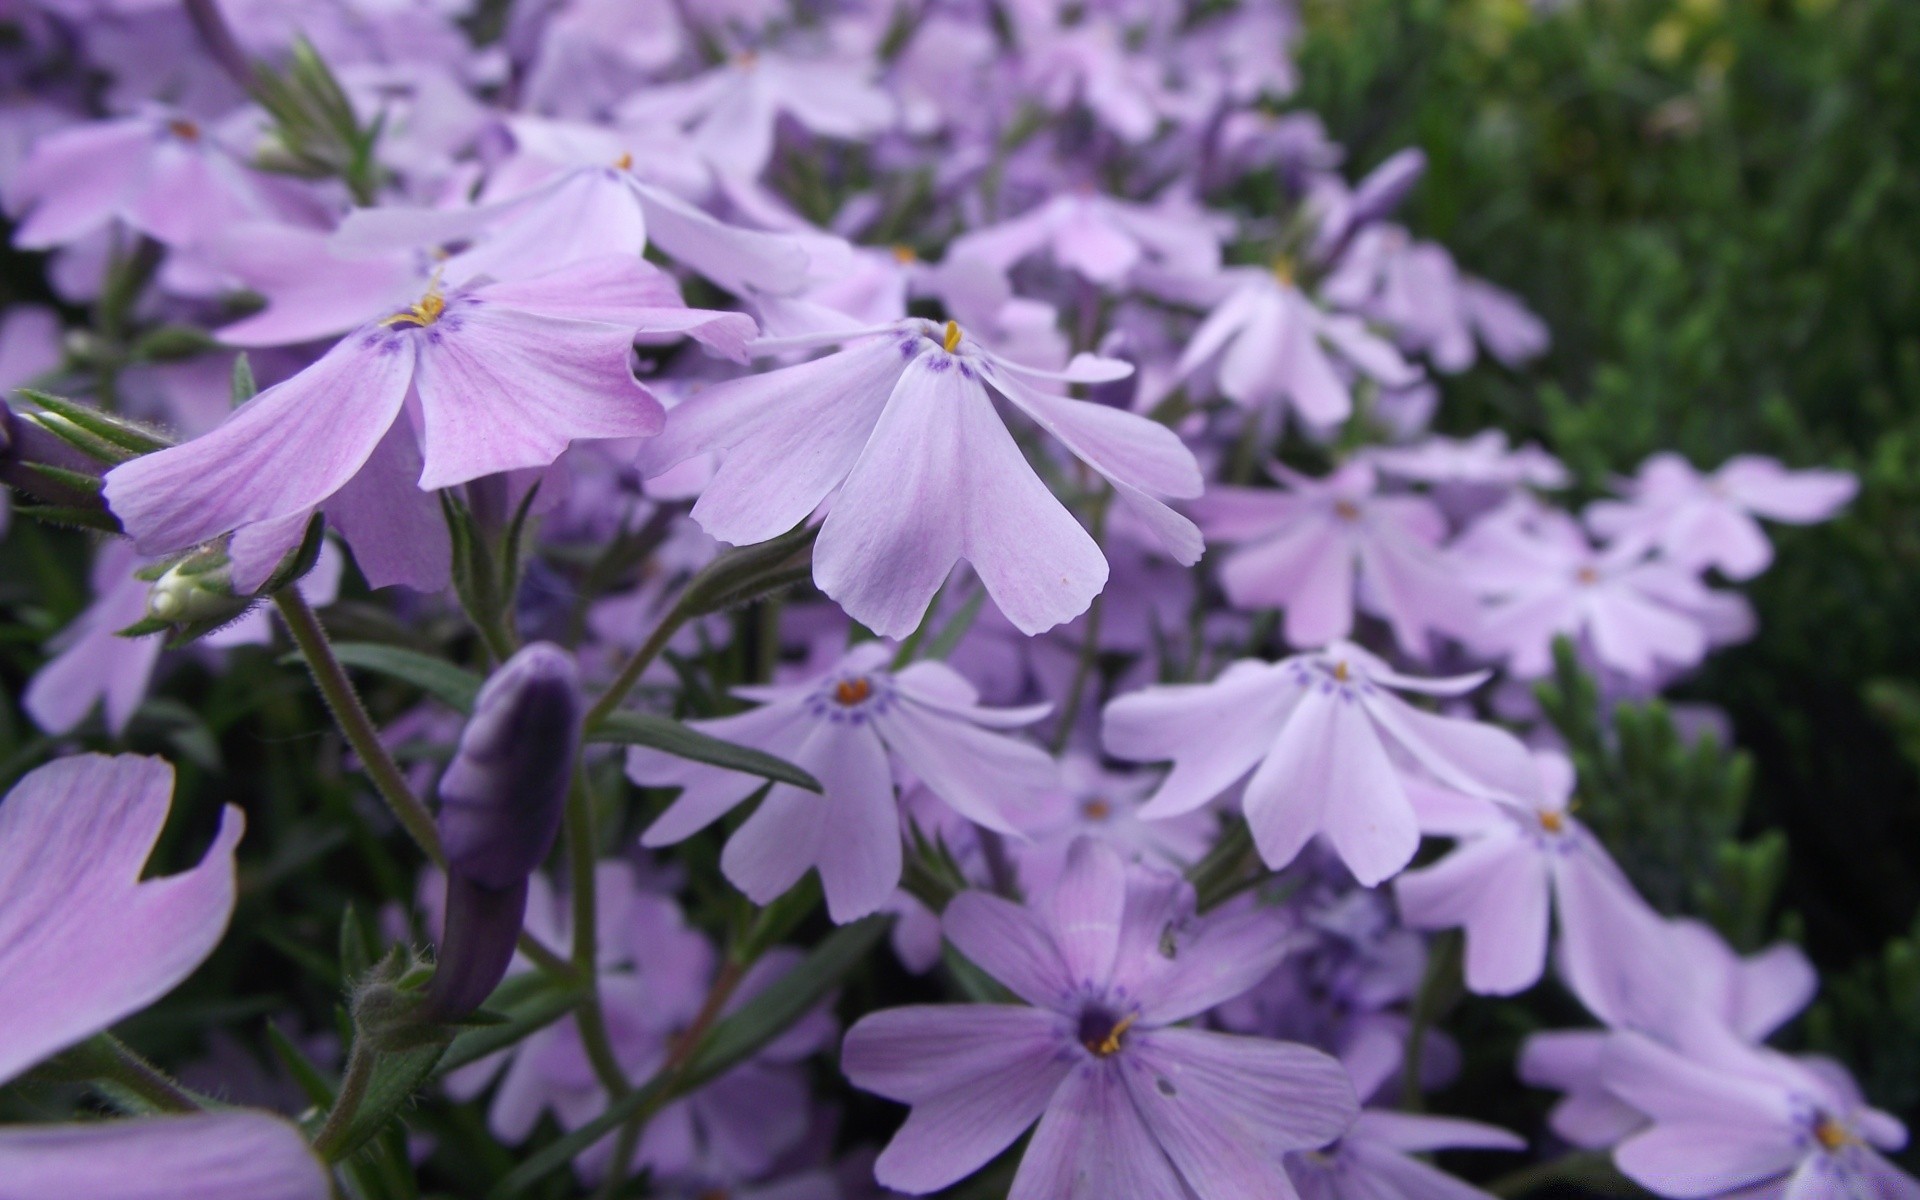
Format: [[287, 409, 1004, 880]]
[[1050, 488, 1113, 753], [275, 589, 444, 867], [1401, 930, 1463, 1112], [563, 772, 630, 1101], [311, 1038, 377, 1161], [1488, 1150, 1616, 1198], [75, 1034, 204, 1114]]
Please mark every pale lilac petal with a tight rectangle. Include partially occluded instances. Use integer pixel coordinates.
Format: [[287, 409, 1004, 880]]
[[9, 118, 149, 248], [720, 716, 899, 920], [23, 565, 157, 737], [1010, 1061, 1188, 1200], [1244, 691, 1411, 883], [328, 419, 451, 592], [1552, 852, 1692, 1032], [845, 1005, 1069, 1194], [1133, 903, 1296, 1025], [1216, 287, 1292, 409], [0, 756, 241, 1085], [815, 354, 1105, 637], [1104, 660, 1297, 819], [652, 338, 905, 545], [468, 254, 681, 320], [1600, 1034, 1792, 1131], [997, 376, 1204, 563], [210, 223, 422, 347], [1174, 282, 1262, 387], [1717, 458, 1858, 523], [893, 660, 1051, 728], [1615, 1124, 1800, 1199], [634, 182, 814, 296], [1335, 1140, 1502, 1200], [1130, 1027, 1357, 1154], [1396, 834, 1550, 995], [1354, 1110, 1526, 1153], [943, 892, 1075, 1009], [1039, 838, 1128, 994], [1362, 692, 1538, 807], [874, 698, 1054, 835], [1221, 520, 1356, 647], [633, 703, 818, 845], [0, 1112, 328, 1200], [413, 305, 664, 489], [104, 332, 414, 556]]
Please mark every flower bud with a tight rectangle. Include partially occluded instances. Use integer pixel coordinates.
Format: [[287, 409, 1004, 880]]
[[0, 401, 116, 518], [417, 876, 528, 1025], [437, 643, 583, 889]]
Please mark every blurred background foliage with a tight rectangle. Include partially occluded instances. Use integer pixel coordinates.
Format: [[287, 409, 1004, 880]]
[[1294, 0, 1920, 1143]]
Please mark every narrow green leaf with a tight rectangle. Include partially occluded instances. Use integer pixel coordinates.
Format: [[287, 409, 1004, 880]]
[[231, 352, 258, 406], [328, 1036, 451, 1163], [264, 1021, 337, 1112], [322, 643, 483, 711], [17, 388, 170, 454], [588, 711, 820, 792], [437, 976, 584, 1077], [489, 917, 888, 1200]]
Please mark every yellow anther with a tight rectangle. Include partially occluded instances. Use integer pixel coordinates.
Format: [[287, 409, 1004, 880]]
[[381, 278, 448, 328], [1089, 1013, 1137, 1057], [1334, 499, 1361, 521], [1272, 256, 1296, 285], [1332, 660, 1351, 682], [942, 320, 962, 353], [834, 677, 873, 706], [1814, 1117, 1858, 1153], [1576, 566, 1600, 585], [167, 118, 201, 142], [1538, 809, 1566, 834], [1081, 799, 1113, 822], [614, 152, 633, 171], [892, 244, 918, 264]]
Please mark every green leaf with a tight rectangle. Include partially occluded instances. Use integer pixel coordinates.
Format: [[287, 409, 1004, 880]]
[[489, 917, 888, 1199], [16, 388, 171, 455], [437, 975, 584, 1077], [588, 710, 820, 792], [231, 352, 258, 406], [321, 642, 483, 711], [264, 1021, 337, 1113]]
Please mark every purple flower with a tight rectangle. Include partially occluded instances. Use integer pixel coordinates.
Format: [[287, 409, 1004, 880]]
[[628, 643, 1056, 922], [842, 839, 1357, 1198], [1173, 265, 1421, 428], [0, 754, 242, 1086], [0, 1111, 329, 1200], [1192, 460, 1480, 655], [946, 190, 1224, 291], [1103, 642, 1537, 885], [1364, 432, 1569, 524], [1456, 501, 1723, 681], [1288, 1033, 1524, 1200], [635, 318, 1203, 637], [1602, 1034, 1917, 1200], [7, 107, 268, 250], [105, 257, 749, 582], [1586, 453, 1859, 581], [1394, 750, 1670, 996]]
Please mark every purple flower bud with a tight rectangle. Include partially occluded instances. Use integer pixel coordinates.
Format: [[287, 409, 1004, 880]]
[[421, 875, 530, 1024], [0, 401, 117, 518], [1346, 147, 1428, 230], [437, 643, 582, 890]]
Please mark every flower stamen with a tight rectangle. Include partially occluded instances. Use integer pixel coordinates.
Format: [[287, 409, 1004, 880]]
[[382, 280, 448, 328], [943, 320, 962, 354], [1084, 1012, 1137, 1057], [834, 677, 873, 706]]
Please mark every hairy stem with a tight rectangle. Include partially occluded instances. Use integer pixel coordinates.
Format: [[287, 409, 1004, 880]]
[[275, 589, 444, 867]]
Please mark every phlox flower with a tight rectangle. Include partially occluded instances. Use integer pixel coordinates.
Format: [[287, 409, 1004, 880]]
[[1011, 752, 1217, 896], [1602, 1034, 1917, 1200], [334, 140, 819, 296], [842, 839, 1358, 1199], [1456, 501, 1726, 681], [104, 256, 751, 591], [1192, 460, 1480, 655], [24, 536, 343, 736], [1102, 641, 1536, 885], [617, 48, 897, 182], [1394, 750, 1671, 996], [1173, 262, 1420, 428], [1519, 917, 1818, 1154], [634, 318, 1204, 637], [1287, 1032, 1524, 1200], [946, 189, 1224, 291], [0, 756, 320, 1195], [627, 643, 1056, 922], [1586, 453, 1858, 581], [6, 106, 268, 250], [0, 754, 242, 1084], [0, 1112, 329, 1200], [1364, 432, 1569, 523]]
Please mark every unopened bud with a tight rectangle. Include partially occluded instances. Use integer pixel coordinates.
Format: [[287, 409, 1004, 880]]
[[146, 553, 247, 625], [437, 643, 583, 889], [0, 402, 115, 516], [425, 644, 582, 1021]]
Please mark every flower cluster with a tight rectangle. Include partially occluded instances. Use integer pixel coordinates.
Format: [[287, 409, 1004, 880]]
[[0, 1, 1895, 1199]]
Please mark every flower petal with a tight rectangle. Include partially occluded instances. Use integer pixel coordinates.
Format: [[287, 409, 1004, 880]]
[[1010, 1061, 1188, 1200], [0, 1112, 329, 1200]]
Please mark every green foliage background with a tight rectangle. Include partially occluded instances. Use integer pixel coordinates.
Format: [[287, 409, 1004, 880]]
[[1293, 0, 1920, 1127]]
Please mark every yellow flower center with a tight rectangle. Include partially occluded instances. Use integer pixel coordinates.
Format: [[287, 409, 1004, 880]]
[[1273, 256, 1296, 285], [1080, 798, 1114, 822], [614, 151, 633, 171], [943, 320, 963, 353], [1084, 1013, 1136, 1058], [834, 677, 873, 706], [1814, 1117, 1858, 1153], [1334, 499, 1361, 521], [381, 284, 447, 329], [892, 244, 918, 264], [1332, 660, 1351, 682], [168, 118, 201, 141], [1538, 809, 1565, 834], [1576, 566, 1600, 585]]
